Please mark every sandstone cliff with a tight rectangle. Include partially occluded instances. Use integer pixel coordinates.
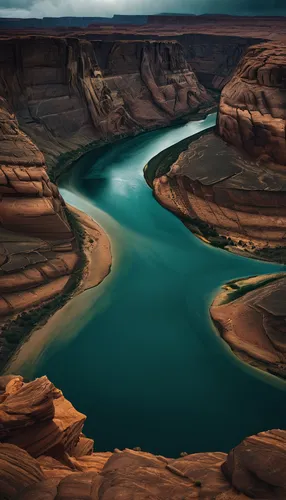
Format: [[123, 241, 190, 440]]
[[218, 42, 286, 166], [0, 34, 212, 371], [0, 96, 111, 373], [145, 41, 286, 378], [0, 374, 285, 499], [146, 42, 286, 261], [0, 36, 214, 168], [79, 32, 265, 91]]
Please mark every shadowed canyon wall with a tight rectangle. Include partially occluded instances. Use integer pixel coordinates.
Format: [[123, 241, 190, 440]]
[[0, 36, 214, 168], [145, 41, 286, 379]]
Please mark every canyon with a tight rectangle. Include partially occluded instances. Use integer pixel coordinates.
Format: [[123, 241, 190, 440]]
[[0, 33, 213, 371], [0, 374, 285, 499], [0, 15, 285, 498]]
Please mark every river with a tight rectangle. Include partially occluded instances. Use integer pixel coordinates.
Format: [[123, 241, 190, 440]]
[[12, 114, 286, 457]]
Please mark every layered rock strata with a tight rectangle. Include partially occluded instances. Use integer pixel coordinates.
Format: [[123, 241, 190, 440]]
[[146, 42, 286, 261], [0, 36, 214, 168], [148, 130, 286, 257], [0, 374, 285, 499], [218, 42, 286, 166], [145, 42, 286, 379], [0, 96, 111, 372], [0, 97, 78, 317]]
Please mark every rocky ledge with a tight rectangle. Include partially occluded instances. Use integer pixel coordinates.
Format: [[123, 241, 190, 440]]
[[0, 374, 285, 499]]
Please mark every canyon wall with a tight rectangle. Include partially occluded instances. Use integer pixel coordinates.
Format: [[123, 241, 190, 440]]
[[77, 32, 266, 91], [0, 96, 79, 369], [0, 374, 285, 499], [0, 94, 111, 372], [0, 34, 213, 370], [218, 42, 286, 166], [0, 36, 213, 168], [147, 42, 286, 260], [145, 41, 286, 378]]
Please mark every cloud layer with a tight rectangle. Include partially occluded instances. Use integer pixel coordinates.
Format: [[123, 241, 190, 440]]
[[0, 0, 285, 18]]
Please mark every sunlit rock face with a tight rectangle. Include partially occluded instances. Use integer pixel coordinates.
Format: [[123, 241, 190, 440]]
[[0, 37, 213, 167], [0, 374, 285, 499]]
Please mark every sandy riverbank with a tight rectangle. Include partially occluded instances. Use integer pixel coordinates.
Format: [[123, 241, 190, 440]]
[[5, 204, 112, 376], [68, 204, 112, 292]]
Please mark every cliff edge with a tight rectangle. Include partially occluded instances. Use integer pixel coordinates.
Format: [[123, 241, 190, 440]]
[[0, 374, 285, 499]]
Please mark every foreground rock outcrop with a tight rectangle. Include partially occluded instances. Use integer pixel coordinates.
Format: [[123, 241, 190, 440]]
[[0, 374, 285, 499], [0, 36, 214, 169]]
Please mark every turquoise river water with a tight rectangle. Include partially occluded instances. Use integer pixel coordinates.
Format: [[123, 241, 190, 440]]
[[18, 114, 286, 457]]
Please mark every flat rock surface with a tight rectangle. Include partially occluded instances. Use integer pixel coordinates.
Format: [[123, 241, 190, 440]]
[[211, 274, 286, 378]]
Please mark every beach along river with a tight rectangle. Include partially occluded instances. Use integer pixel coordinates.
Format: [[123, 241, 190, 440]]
[[13, 114, 286, 456]]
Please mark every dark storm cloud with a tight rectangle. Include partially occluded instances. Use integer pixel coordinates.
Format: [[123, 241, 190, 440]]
[[0, 0, 285, 19], [0, 0, 34, 7]]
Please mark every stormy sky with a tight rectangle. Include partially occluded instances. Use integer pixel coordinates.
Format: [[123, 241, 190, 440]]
[[0, 0, 285, 18]]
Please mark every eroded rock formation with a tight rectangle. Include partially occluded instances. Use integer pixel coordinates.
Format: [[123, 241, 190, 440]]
[[144, 41, 286, 378], [146, 42, 286, 261], [0, 95, 111, 373], [218, 42, 286, 166], [0, 36, 214, 168], [0, 97, 78, 317], [0, 374, 285, 499]]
